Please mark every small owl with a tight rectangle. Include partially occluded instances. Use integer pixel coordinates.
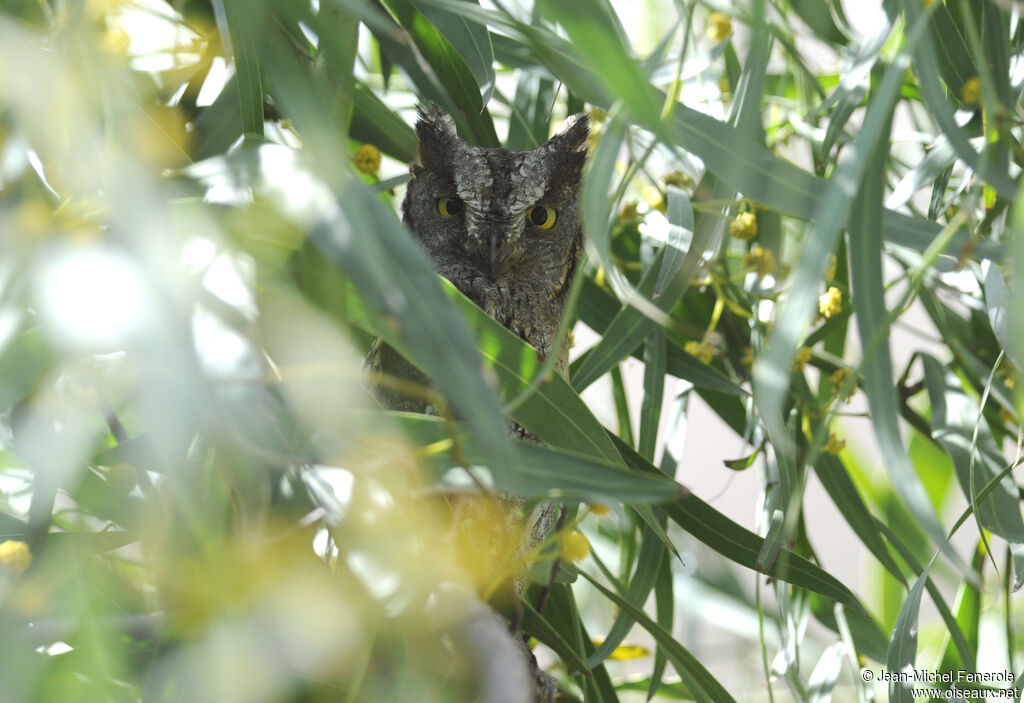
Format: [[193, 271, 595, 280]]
[[370, 105, 589, 413], [368, 106, 588, 703]]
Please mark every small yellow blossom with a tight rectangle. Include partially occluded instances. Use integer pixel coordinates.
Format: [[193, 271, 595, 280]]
[[793, 346, 813, 372], [742, 346, 754, 368], [663, 170, 692, 189], [561, 530, 591, 563], [618, 201, 641, 225], [829, 367, 851, 390], [961, 77, 982, 106], [819, 286, 842, 319], [743, 244, 776, 277], [0, 540, 32, 575], [825, 253, 837, 282], [707, 11, 733, 41], [588, 504, 610, 516], [354, 144, 382, 176], [587, 106, 607, 123], [922, 0, 935, 7], [825, 433, 845, 455], [642, 185, 666, 213], [729, 211, 757, 240], [719, 76, 730, 94], [685, 339, 715, 364]]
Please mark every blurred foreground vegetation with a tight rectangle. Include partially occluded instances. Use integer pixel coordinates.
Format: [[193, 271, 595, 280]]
[[0, 0, 1022, 701]]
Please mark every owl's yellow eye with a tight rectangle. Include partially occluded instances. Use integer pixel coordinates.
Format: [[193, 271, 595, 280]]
[[528, 205, 557, 229], [437, 197, 463, 217]]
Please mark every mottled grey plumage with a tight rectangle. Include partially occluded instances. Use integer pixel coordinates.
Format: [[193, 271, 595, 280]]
[[370, 105, 588, 414], [368, 105, 588, 703]]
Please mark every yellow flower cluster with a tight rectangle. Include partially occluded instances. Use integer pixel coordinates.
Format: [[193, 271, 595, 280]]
[[743, 244, 776, 277], [560, 530, 591, 563], [354, 144, 381, 176], [707, 11, 732, 41], [793, 346, 813, 372], [961, 76, 982, 106], [825, 253, 837, 282], [0, 540, 31, 575], [742, 346, 754, 368], [685, 339, 715, 364], [819, 286, 842, 319], [729, 212, 757, 240], [825, 433, 846, 455]]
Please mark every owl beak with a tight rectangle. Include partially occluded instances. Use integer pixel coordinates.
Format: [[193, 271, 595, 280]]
[[487, 234, 500, 279]]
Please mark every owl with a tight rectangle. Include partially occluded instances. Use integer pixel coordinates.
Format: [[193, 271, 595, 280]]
[[370, 104, 589, 415], [368, 105, 588, 703]]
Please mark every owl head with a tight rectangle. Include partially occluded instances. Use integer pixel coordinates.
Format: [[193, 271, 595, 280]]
[[401, 105, 589, 310]]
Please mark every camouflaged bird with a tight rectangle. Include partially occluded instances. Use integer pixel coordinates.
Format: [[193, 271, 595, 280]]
[[367, 105, 589, 703]]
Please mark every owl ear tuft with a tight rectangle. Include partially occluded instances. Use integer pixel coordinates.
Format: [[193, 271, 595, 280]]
[[415, 104, 457, 175], [540, 114, 590, 186]]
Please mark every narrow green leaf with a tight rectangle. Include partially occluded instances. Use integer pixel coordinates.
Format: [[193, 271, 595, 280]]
[[638, 329, 666, 461], [810, 451, 906, 583], [612, 436, 866, 612], [309, 181, 518, 485], [340, 276, 624, 463], [211, 0, 265, 137], [575, 278, 745, 398], [351, 82, 417, 162], [886, 554, 937, 703], [587, 523, 665, 667], [578, 565, 739, 703], [898, 0, 1017, 198], [648, 549, 675, 700], [656, 186, 694, 296], [414, 0, 496, 105], [386, 411, 679, 501], [382, 0, 499, 146], [922, 354, 1024, 589]]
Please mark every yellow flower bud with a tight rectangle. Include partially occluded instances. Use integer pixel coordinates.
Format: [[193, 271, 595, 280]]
[[819, 286, 842, 319], [0, 540, 32, 575], [793, 346, 813, 372], [729, 212, 757, 240], [961, 76, 982, 106], [685, 340, 715, 364], [354, 144, 382, 176], [743, 244, 776, 277], [560, 530, 591, 563], [825, 433, 846, 455], [825, 253, 837, 282], [707, 11, 732, 41]]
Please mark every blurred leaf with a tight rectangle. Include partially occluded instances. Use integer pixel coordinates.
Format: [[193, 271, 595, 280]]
[[387, 411, 680, 502], [613, 436, 866, 612], [575, 278, 745, 397], [886, 554, 936, 703], [310, 186, 519, 484], [638, 328, 665, 461], [351, 82, 418, 162], [587, 522, 664, 667], [898, 0, 1017, 198], [382, 0, 499, 145], [656, 186, 694, 296], [922, 354, 1024, 589], [211, 0, 265, 137], [414, 0, 495, 106], [787, 0, 849, 46], [578, 565, 739, 703], [811, 450, 906, 583]]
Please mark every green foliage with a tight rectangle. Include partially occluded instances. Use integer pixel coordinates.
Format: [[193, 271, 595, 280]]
[[0, 0, 1021, 701]]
